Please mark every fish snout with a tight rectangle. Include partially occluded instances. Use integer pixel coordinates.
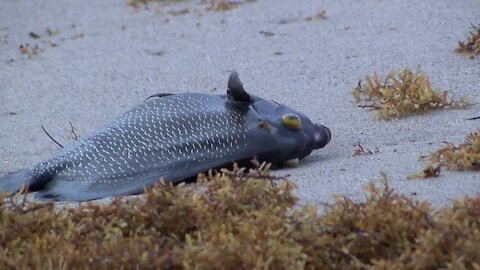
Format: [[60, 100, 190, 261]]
[[312, 124, 331, 149]]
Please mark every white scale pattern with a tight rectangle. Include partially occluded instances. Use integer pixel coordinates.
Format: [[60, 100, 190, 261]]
[[31, 94, 251, 184]]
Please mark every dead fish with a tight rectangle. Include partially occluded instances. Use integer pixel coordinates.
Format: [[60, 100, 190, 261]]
[[0, 72, 331, 201]]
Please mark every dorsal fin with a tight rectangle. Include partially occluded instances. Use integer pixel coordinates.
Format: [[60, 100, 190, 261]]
[[227, 71, 252, 102], [144, 93, 173, 102]]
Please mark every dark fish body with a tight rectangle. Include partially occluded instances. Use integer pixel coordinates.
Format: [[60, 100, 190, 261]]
[[0, 73, 331, 201]]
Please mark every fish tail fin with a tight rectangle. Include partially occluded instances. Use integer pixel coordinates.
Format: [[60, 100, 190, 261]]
[[0, 170, 36, 194]]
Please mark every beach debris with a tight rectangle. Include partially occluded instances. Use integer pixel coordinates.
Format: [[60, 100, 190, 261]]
[[455, 23, 480, 58], [352, 67, 468, 119], [410, 129, 480, 179], [353, 144, 379, 156], [305, 10, 327, 21]]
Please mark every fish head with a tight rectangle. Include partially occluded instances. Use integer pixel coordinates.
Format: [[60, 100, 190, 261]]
[[250, 97, 331, 165], [225, 71, 330, 166]]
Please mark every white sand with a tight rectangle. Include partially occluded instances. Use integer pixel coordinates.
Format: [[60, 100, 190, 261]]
[[1, 0, 479, 207]]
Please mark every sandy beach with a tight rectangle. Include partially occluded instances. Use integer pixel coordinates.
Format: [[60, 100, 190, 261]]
[[1, 0, 479, 206]]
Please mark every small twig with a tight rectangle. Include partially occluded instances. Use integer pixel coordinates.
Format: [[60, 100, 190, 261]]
[[356, 79, 362, 90], [441, 140, 462, 151], [418, 154, 429, 160], [21, 184, 29, 207], [353, 144, 379, 156], [6, 186, 51, 214], [41, 125, 64, 148], [223, 170, 289, 182], [357, 103, 382, 109], [69, 121, 78, 141], [326, 245, 369, 269]]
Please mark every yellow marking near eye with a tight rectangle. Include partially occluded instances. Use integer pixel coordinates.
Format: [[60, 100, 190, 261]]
[[281, 113, 301, 129]]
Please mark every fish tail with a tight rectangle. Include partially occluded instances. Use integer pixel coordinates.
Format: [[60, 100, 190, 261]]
[[0, 170, 36, 194]]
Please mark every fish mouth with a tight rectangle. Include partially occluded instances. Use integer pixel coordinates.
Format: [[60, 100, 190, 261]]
[[313, 124, 331, 150]]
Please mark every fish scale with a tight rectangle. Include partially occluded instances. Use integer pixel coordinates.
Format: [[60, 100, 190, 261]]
[[0, 72, 331, 201]]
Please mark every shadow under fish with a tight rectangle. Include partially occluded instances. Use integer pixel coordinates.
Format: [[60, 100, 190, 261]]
[[0, 72, 331, 201]]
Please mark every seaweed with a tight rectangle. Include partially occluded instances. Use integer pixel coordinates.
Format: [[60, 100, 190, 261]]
[[455, 24, 480, 58], [1, 166, 480, 269], [206, 0, 239, 12], [411, 129, 480, 179], [19, 43, 43, 58], [353, 144, 379, 156], [305, 10, 327, 21], [126, 0, 254, 12], [126, 0, 185, 9], [352, 67, 468, 119]]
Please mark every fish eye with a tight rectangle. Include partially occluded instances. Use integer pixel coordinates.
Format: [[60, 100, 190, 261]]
[[281, 113, 301, 129]]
